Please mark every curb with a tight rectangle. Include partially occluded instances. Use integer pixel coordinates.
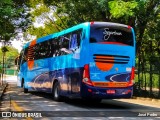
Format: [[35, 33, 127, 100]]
[[132, 96, 160, 102], [0, 83, 8, 100]]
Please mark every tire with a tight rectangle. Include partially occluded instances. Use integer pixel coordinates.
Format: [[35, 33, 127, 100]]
[[52, 82, 61, 101], [23, 81, 28, 93]]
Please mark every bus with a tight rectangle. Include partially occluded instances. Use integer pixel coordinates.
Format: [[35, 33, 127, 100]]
[[17, 22, 136, 102]]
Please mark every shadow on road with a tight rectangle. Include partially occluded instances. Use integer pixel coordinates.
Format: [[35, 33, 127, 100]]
[[5, 84, 160, 111], [29, 91, 160, 111]]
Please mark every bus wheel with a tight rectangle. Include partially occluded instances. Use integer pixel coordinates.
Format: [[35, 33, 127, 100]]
[[52, 82, 61, 101], [23, 82, 28, 93]]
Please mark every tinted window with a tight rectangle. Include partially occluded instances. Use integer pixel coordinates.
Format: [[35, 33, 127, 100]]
[[22, 48, 27, 64], [90, 24, 133, 46], [24, 29, 83, 60], [69, 29, 82, 50], [27, 46, 34, 60], [34, 40, 52, 59]]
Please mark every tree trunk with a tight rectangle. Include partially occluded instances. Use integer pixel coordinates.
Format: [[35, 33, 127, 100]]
[[158, 70, 160, 98], [149, 63, 153, 97], [138, 53, 141, 90], [144, 72, 147, 91], [149, 41, 153, 97]]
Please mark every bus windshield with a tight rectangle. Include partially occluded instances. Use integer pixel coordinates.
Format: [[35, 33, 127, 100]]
[[90, 23, 133, 46]]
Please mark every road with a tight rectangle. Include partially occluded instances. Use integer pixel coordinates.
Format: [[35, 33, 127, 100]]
[[0, 76, 160, 120]]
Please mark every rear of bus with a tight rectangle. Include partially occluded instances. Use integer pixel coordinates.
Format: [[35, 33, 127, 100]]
[[81, 22, 135, 99]]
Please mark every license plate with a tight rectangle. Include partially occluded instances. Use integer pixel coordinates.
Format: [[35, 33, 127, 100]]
[[107, 90, 115, 94]]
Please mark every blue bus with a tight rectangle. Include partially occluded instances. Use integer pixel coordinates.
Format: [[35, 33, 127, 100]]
[[17, 22, 136, 102]]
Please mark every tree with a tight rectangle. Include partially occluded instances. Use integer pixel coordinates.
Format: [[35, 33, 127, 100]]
[[0, 0, 31, 41], [0, 46, 19, 68]]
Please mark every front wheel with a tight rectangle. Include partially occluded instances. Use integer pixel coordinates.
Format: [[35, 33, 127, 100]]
[[52, 82, 62, 101], [23, 81, 28, 93]]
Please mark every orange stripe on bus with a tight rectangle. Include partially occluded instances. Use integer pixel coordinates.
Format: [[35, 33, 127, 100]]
[[30, 39, 36, 46], [95, 56, 113, 59], [28, 60, 34, 70], [28, 39, 36, 70], [95, 56, 114, 71]]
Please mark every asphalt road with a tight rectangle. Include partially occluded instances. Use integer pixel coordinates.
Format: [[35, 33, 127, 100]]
[[0, 78, 160, 120]]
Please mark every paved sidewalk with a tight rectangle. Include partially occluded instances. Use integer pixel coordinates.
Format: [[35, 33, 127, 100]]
[[0, 75, 16, 100], [0, 83, 7, 100]]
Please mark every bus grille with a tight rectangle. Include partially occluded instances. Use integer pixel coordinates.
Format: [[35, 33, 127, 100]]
[[93, 54, 130, 64]]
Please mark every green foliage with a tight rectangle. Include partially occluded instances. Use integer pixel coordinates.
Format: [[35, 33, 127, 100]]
[[0, 46, 19, 68], [0, 0, 31, 42], [109, 0, 138, 19], [0, 0, 15, 40], [25, 0, 160, 57], [135, 73, 159, 88], [27, 23, 59, 38]]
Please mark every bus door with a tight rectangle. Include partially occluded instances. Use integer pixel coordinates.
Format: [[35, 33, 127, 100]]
[[67, 29, 82, 95], [70, 72, 80, 94]]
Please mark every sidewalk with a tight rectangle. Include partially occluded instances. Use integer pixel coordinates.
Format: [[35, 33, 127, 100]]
[[0, 83, 7, 100], [0, 74, 16, 100]]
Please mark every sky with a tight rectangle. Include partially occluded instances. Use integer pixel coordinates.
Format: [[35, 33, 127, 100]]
[[0, 39, 23, 53], [11, 39, 23, 53]]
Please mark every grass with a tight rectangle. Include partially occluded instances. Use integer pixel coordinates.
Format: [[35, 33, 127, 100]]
[[135, 72, 160, 89]]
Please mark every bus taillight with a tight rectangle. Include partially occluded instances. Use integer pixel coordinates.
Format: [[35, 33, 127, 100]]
[[131, 67, 135, 80], [82, 64, 93, 86], [128, 25, 131, 29], [128, 67, 135, 86], [90, 21, 94, 25]]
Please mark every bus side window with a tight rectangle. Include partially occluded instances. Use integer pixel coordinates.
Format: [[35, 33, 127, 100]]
[[34, 44, 40, 60], [16, 49, 24, 70], [45, 40, 50, 58], [63, 35, 70, 49], [52, 37, 60, 56], [28, 45, 35, 61], [69, 29, 82, 51], [38, 43, 43, 59], [39, 42, 47, 58], [22, 48, 27, 64], [18, 50, 23, 65], [77, 29, 83, 47], [59, 35, 70, 55], [70, 33, 77, 50], [51, 38, 56, 57]]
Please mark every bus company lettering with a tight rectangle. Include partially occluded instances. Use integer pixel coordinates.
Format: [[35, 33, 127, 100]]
[[103, 28, 122, 36], [103, 28, 122, 41]]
